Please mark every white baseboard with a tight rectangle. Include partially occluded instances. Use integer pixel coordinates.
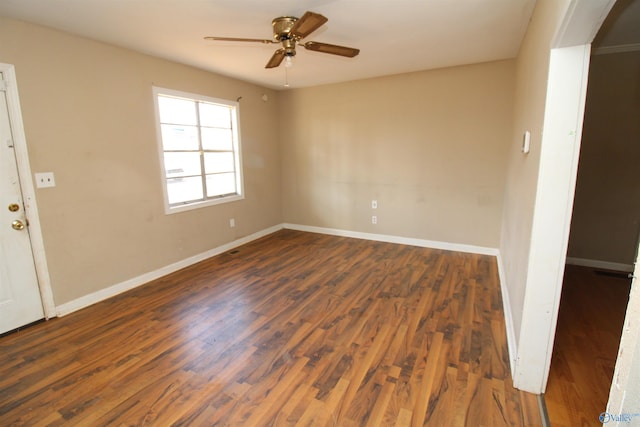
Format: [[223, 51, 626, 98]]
[[565, 257, 634, 273], [282, 223, 499, 256], [55, 221, 519, 381], [55, 224, 284, 316], [56, 222, 507, 334], [496, 254, 518, 378], [285, 223, 518, 375]]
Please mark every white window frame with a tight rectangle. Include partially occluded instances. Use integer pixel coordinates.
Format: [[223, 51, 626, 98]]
[[152, 86, 244, 214]]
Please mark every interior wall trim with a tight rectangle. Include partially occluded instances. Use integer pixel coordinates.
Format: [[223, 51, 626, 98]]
[[592, 43, 640, 55], [1, 63, 56, 319], [286, 223, 518, 376], [54, 221, 519, 384], [497, 254, 518, 378], [55, 221, 516, 379], [565, 256, 634, 272], [282, 223, 499, 256], [55, 224, 284, 316]]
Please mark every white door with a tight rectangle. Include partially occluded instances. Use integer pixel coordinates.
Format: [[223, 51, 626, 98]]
[[0, 70, 44, 334]]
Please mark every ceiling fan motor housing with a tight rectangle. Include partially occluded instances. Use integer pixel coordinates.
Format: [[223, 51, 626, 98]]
[[272, 16, 298, 56], [272, 16, 297, 40]]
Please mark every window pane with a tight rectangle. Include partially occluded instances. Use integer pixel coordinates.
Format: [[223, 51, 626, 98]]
[[161, 125, 199, 151], [204, 152, 235, 174], [199, 102, 231, 128], [167, 176, 203, 204], [154, 87, 244, 212], [158, 96, 197, 125], [164, 152, 202, 178], [206, 173, 236, 197], [201, 127, 233, 151]]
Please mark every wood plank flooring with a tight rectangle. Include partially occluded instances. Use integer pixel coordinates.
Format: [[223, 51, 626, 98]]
[[544, 265, 631, 427], [0, 230, 541, 426]]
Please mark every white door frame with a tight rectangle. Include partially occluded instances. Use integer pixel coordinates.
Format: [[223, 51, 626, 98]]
[[514, 43, 592, 392], [1, 63, 56, 319], [513, 0, 618, 393]]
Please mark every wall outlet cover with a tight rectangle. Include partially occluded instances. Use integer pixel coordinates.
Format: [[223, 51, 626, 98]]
[[35, 172, 55, 188]]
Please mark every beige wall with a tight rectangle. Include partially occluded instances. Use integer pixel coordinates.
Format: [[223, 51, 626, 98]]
[[280, 61, 515, 248], [568, 51, 640, 266], [0, 17, 282, 305], [499, 0, 572, 343], [2, 15, 516, 309]]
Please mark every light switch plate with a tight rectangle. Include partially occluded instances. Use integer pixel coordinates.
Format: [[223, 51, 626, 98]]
[[35, 172, 55, 188], [522, 131, 531, 154]]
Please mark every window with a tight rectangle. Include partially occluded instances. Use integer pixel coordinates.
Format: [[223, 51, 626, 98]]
[[153, 87, 243, 213]]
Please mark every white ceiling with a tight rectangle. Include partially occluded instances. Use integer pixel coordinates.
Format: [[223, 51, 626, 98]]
[[2, 0, 539, 89]]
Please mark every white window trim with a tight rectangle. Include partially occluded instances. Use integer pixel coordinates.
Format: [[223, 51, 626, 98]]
[[152, 86, 244, 215]]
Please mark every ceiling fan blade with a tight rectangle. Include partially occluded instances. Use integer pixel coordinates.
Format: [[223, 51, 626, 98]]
[[266, 49, 286, 68], [290, 11, 328, 39], [303, 41, 360, 57], [204, 36, 276, 44]]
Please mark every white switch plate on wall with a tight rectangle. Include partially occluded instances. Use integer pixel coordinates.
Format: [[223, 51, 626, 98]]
[[35, 172, 55, 188], [522, 131, 531, 154]]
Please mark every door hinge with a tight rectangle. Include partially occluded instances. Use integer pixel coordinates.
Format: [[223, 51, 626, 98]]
[[6, 138, 14, 148]]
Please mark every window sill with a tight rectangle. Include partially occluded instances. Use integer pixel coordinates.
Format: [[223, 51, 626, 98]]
[[164, 194, 244, 215]]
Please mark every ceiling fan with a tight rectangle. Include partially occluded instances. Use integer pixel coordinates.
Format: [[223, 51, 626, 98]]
[[204, 11, 360, 69]]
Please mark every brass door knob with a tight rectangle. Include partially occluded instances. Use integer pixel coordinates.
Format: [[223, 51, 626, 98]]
[[11, 220, 25, 230], [8, 203, 20, 212]]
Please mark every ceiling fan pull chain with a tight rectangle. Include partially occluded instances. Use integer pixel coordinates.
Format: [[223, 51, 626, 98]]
[[284, 66, 290, 88]]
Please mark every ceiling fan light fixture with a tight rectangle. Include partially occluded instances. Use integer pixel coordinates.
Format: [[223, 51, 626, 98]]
[[284, 56, 293, 68], [205, 11, 359, 70]]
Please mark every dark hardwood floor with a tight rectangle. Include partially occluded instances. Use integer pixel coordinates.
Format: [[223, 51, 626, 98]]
[[545, 265, 632, 427], [0, 230, 540, 426]]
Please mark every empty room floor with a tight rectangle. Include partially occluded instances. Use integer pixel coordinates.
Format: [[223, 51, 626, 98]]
[[0, 230, 540, 426], [545, 264, 631, 427]]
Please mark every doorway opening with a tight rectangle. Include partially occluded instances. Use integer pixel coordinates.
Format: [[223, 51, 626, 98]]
[[544, 1, 640, 423]]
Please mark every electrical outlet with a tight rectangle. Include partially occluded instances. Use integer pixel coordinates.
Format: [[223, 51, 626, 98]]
[[35, 172, 55, 188], [372, 215, 377, 225], [371, 200, 378, 209], [230, 218, 235, 228]]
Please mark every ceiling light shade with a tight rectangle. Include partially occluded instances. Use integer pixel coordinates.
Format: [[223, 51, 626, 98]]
[[284, 55, 293, 68]]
